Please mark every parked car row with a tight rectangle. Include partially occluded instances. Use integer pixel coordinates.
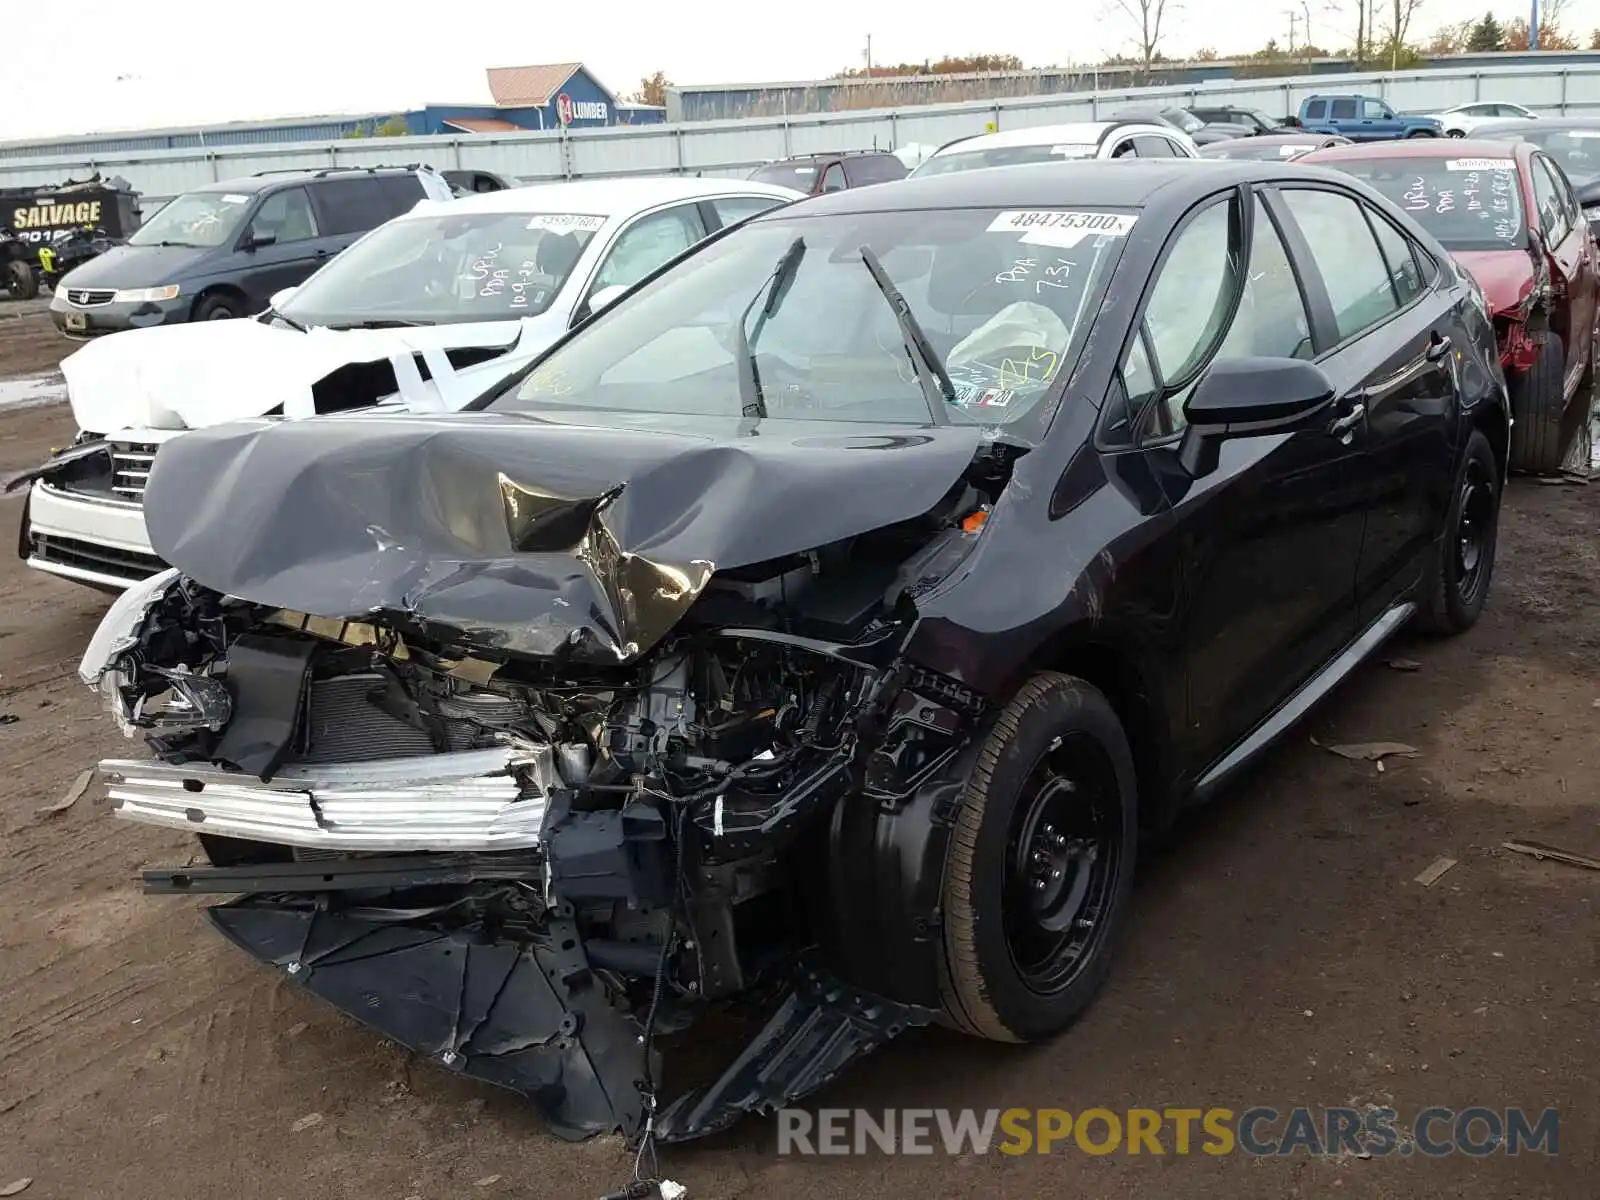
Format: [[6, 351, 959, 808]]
[[32, 109, 1590, 1151]]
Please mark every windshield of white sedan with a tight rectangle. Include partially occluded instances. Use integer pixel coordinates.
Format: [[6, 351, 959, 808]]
[[494, 206, 1133, 431], [280, 212, 605, 327], [1335, 158, 1527, 251], [916, 143, 1097, 176]]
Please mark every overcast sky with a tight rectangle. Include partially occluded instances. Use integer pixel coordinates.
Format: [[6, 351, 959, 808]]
[[2, 0, 1588, 141]]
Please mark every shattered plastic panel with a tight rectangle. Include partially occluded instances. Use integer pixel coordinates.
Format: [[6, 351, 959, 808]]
[[140, 411, 983, 664], [209, 900, 650, 1139]]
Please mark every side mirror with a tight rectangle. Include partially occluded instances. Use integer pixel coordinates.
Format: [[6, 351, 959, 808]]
[[244, 229, 277, 250], [1177, 357, 1336, 478], [586, 284, 627, 315], [269, 286, 298, 310]]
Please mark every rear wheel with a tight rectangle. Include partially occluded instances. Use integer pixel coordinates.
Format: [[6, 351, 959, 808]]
[[938, 672, 1138, 1043], [1509, 332, 1568, 474], [1414, 428, 1500, 634]]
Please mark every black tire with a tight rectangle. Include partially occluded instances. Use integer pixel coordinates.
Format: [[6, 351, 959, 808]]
[[5, 259, 37, 301], [939, 672, 1138, 1043], [1447, 129, 1466, 138], [1407, 129, 1438, 138], [1414, 428, 1500, 634], [193, 293, 240, 322], [1509, 332, 1567, 474]]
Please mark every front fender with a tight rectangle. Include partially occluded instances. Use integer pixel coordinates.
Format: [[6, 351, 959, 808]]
[[819, 733, 985, 1009]]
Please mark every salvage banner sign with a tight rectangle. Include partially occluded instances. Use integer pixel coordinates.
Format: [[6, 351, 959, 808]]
[[4, 193, 105, 243]]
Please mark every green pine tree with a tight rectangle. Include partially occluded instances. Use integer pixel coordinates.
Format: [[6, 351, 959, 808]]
[[1467, 11, 1505, 51]]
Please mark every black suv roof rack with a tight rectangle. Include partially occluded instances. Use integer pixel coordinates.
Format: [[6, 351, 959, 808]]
[[250, 163, 437, 178]]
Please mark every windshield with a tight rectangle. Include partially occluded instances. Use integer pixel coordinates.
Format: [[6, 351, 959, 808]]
[[127, 190, 253, 248], [914, 142, 1096, 177], [279, 211, 605, 327], [1478, 127, 1600, 185], [1333, 157, 1527, 252], [491, 205, 1133, 435], [750, 162, 821, 190]]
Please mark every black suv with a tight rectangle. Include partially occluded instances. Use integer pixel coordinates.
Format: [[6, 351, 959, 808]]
[[749, 150, 907, 195], [50, 164, 453, 338]]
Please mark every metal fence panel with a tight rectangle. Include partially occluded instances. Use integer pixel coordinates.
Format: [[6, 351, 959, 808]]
[[10, 64, 1600, 207]]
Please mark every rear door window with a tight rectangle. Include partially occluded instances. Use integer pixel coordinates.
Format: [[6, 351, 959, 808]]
[[1330, 99, 1357, 120], [311, 177, 418, 236], [842, 155, 908, 186], [710, 195, 788, 228], [1133, 135, 1178, 158]]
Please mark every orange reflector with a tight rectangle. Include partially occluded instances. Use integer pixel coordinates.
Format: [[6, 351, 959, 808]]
[[961, 510, 989, 534]]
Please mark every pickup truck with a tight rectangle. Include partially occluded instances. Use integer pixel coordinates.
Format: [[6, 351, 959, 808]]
[[1298, 94, 1443, 140]]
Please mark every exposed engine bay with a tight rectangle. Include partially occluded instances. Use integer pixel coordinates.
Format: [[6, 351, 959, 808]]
[[84, 465, 1008, 1142]]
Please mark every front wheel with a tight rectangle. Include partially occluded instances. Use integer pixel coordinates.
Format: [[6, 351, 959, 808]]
[[1447, 128, 1466, 138], [1414, 428, 1500, 634], [1407, 128, 1439, 138], [193, 293, 240, 322], [938, 672, 1138, 1043]]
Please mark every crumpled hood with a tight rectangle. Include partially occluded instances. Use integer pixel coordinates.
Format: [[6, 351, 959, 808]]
[[142, 410, 985, 664], [1453, 249, 1537, 317], [61, 316, 559, 433]]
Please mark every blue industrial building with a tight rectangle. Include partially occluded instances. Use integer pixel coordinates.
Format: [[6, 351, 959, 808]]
[[0, 62, 664, 162]]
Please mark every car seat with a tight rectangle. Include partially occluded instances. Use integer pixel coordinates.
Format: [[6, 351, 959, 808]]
[[536, 231, 583, 281]]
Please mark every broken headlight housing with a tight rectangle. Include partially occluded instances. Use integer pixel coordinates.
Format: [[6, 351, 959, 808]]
[[79, 568, 233, 738], [78, 566, 182, 689]]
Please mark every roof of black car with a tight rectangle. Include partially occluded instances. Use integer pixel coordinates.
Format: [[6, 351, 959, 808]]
[[786, 159, 1337, 215], [197, 166, 421, 194]]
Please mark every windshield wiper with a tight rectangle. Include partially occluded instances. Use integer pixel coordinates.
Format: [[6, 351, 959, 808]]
[[323, 318, 436, 330], [858, 244, 954, 425], [734, 236, 806, 419], [265, 306, 308, 333]]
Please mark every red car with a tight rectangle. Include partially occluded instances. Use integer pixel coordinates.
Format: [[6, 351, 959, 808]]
[[1300, 138, 1598, 474]]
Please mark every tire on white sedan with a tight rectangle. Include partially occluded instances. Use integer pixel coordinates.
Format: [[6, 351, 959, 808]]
[[938, 671, 1138, 1043]]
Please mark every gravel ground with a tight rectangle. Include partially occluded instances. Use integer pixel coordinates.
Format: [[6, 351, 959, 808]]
[[0, 305, 1595, 1199]]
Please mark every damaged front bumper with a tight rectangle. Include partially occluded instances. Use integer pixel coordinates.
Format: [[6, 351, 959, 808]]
[[103, 742, 555, 852], [142, 857, 937, 1143]]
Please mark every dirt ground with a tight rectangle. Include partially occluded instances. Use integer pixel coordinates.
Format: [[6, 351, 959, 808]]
[[0, 305, 1595, 1199]]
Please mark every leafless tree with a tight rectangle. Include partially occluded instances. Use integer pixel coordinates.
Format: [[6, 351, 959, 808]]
[[1109, 0, 1178, 76], [1378, 0, 1427, 53]]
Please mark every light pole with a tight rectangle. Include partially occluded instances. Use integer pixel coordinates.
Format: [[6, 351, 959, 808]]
[[1530, 0, 1540, 49]]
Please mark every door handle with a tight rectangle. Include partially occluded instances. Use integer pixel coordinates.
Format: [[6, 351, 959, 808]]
[[1425, 333, 1452, 362], [1328, 402, 1365, 440]]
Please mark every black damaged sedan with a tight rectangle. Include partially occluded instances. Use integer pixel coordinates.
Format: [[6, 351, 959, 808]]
[[79, 161, 1509, 1144]]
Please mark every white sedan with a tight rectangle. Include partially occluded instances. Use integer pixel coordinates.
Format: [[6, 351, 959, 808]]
[[14, 175, 803, 592], [1429, 101, 1538, 137], [910, 121, 1201, 177]]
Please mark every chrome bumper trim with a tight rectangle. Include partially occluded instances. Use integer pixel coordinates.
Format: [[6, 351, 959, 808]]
[[100, 743, 555, 851]]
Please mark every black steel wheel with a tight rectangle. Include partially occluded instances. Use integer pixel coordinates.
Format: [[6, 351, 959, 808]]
[[939, 672, 1138, 1043], [1415, 427, 1500, 635]]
